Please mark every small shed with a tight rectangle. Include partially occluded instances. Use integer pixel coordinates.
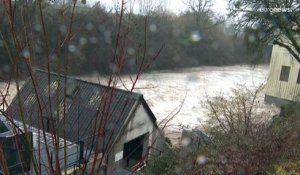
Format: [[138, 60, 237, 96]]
[[181, 128, 210, 150], [264, 40, 300, 106]]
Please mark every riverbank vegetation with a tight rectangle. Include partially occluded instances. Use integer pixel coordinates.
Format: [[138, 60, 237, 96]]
[[1, 0, 298, 174], [145, 86, 300, 174], [0, 0, 267, 79]]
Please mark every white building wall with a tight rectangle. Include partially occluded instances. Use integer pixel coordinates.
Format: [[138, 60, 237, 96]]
[[122, 104, 155, 143], [107, 103, 162, 172], [264, 44, 300, 102]]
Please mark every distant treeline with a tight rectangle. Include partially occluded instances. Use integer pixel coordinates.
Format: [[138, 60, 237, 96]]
[[0, 1, 265, 77]]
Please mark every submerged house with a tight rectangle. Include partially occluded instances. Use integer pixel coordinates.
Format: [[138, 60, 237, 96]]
[[264, 41, 300, 107], [5, 70, 164, 174]]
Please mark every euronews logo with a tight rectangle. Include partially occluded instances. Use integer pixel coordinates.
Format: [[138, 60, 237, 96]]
[[259, 7, 292, 13]]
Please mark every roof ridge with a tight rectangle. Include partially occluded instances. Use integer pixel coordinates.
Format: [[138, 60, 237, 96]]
[[35, 69, 143, 99]]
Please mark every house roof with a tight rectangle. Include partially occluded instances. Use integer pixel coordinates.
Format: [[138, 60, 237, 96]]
[[6, 70, 157, 150], [182, 129, 211, 146]]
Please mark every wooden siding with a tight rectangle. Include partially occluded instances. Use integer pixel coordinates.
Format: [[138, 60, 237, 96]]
[[264, 44, 300, 101]]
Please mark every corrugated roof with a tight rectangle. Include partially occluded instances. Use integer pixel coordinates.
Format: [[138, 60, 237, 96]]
[[6, 70, 156, 150]]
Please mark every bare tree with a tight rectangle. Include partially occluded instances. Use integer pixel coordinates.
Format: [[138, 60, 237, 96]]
[[197, 85, 300, 174], [228, 0, 300, 62], [0, 0, 163, 174], [183, 0, 212, 23], [182, 0, 224, 31], [137, 0, 165, 16]]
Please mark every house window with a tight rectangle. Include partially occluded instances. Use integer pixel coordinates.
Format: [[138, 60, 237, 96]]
[[297, 69, 300, 84], [123, 134, 146, 168], [279, 66, 290, 82]]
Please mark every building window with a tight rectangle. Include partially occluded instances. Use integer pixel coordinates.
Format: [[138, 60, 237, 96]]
[[279, 66, 290, 82], [297, 69, 300, 84]]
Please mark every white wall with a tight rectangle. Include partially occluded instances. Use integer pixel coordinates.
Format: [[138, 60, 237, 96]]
[[107, 103, 162, 172], [264, 44, 300, 102]]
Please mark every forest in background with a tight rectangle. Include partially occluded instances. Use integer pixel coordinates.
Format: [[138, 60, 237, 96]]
[[0, 0, 268, 77]]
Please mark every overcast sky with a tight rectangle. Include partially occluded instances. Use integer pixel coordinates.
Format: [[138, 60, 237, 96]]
[[167, 0, 228, 15], [89, 0, 228, 15]]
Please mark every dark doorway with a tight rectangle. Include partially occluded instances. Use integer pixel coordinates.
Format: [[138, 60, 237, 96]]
[[123, 134, 146, 168]]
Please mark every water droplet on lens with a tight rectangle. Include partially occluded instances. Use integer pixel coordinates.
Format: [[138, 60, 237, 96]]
[[248, 34, 256, 43], [190, 30, 201, 42], [86, 23, 94, 31], [181, 137, 191, 147], [127, 48, 135, 55], [68, 45, 76, 52], [60, 25, 67, 33], [34, 24, 42, 32], [79, 37, 88, 46], [89, 37, 98, 44], [197, 155, 207, 165], [149, 24, 157, 32], [22, 49, 30, 59]]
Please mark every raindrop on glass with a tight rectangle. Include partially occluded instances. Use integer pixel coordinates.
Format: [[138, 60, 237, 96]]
[[190, 31, 201, 42], [89, 37, 98, 44], [173, 28, 180, 37], [68, 45, 76, 52], [105, 37, 112, 44], [149, 24, 157, 32], [50, 54, 57, 61], [98, 25, 105, 32], [220, 155, 227, 164], [86, 23, 94, 31], [248, 34, 256, 43], [21, 48, 30, 59], [274, 28, 281, 35], [104, 30, 111, 37], [197, 155, 207, 165], [109, 63, 119, 74], [128, 58, 135, 66], [212, 41, 219, 49], [35, 45, 42, 53], [127, 48, 135, 55], [59, 25, 67, 33], [258, 32, 265, 39], [181, 137, 191, 147], [3, 65, 10, 72], [172, 55, 181, 62], [175, 166, 182, 174], [79, 37, 88, 46], [104, 30, 111, 43], [34, 24, 42, 32]]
